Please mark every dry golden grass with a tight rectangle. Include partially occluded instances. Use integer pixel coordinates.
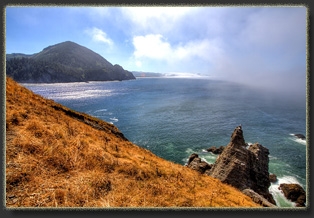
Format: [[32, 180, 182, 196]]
[[5, 77, 260, 208]]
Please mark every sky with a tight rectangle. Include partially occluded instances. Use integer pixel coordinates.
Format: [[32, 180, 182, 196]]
[[6, 6, 307, 96]]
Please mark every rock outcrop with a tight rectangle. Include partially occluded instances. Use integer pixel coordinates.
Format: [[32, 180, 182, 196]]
[[279, 183, 306, 207], [208, 126, 276, 205], [294, 134, 305, 140], [242, 189, 276, 207], [207, 146, 225, 154], [269, 174, 277, 183], [187, 153, 212, 175]]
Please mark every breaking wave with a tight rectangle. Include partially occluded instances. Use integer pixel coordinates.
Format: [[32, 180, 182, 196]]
[[289, 134, 306, 145], [94, 108, 108, 113], [269, 176, 302, 207], [109, 117, 119, 124]]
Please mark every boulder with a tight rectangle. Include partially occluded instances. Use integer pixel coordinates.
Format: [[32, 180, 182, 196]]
[[294, 134, 305, 140], [187, 153, 212, 175], [208, 126, 275, 205], [242, 189, 277, 207], [269, 174, 277, 183], [207, 146, 225, 154], [279, 183, 306, 207], [187, 153, 199, 165]]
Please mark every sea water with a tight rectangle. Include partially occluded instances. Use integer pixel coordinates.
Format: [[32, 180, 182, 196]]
[[22, 77, 307, 207]]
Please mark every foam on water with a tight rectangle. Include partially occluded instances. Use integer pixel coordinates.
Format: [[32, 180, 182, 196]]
[[94, 108, 108, 113], [185, 148, 195, 154], [269, 155, 278, 160], [109, 117, 119, 123], [293, 138, 306, 145], [183, 148, 218, 165], [289, 134, 306, 145], [183, 148, 197, 164], [199, 153, 218, 165]]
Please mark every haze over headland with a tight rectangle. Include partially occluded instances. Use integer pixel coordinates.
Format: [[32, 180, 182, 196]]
[[6, 6, 306, 97]]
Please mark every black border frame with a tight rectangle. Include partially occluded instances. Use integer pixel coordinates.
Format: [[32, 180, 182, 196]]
[[0, 0, 312, 217]]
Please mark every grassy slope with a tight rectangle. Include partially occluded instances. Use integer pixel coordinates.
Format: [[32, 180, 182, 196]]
[[5, 77, 259, 208]]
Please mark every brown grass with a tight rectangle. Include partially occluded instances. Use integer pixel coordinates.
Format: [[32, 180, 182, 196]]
[[5, 77, 260, 208]]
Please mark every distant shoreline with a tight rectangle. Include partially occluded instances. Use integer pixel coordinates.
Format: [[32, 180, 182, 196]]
[[19, 78, 137, 85]]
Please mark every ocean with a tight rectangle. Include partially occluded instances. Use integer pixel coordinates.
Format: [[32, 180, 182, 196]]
[[21, 77, 307, 207]]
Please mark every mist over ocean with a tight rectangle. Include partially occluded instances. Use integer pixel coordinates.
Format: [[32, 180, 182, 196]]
[[22, 77, 306, 207]]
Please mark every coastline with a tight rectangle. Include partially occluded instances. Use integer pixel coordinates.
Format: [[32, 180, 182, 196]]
[[6, 77, 262, 208], [7, 77, 306, 209]]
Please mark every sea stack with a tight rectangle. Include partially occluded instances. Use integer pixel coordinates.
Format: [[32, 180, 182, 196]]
[[208, 126, 276, 206]]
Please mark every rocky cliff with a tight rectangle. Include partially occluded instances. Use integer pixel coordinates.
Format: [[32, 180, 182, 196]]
[[187, 126, 276, 207]]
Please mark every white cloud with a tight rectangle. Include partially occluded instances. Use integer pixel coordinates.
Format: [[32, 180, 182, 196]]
[[122, 7, 192, 24], [135, 60, 142, 67], [85, 27, 113, 47], [133, 34, 171, 60], [132, 34, 224, 65], [121, 7, 196, 34]]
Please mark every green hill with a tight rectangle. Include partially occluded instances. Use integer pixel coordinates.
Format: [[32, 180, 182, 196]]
[[6, 41, 135, 83]]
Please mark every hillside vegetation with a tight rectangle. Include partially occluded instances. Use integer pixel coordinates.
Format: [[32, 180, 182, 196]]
[[6, 77, 259, 207], [6, 41, 135, 83]]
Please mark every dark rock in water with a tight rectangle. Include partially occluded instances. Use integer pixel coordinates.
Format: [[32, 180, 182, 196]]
[[279, 183, 306, 207], [208, 126, 275, 205], [294, 134, 305, 140], [187, 153, 199, 165], [187, 153, 212, 175], [207, 146, 225, 154], [242, 189, 277, 207], [269, 174, 278, 183]]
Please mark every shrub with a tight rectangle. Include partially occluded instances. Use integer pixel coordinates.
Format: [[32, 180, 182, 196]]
[[91, 177, 112, 199], [54, 189, 66, 205], [6, 170, 31, 191]]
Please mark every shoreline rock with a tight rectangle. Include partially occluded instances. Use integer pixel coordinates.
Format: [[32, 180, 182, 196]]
[[187, 153, 213, 175], [206, 146, 225, 154], [279, 183, 306, 207], [242, 189, 277, 207], [293, 134, 306, 140], [269, 174, 277, 183]]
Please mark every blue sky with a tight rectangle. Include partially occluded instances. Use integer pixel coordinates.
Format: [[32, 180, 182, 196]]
[[6, 6, 307, 95]]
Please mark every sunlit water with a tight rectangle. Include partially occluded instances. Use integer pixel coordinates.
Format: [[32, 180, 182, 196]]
[[22, 77, 307, 207]]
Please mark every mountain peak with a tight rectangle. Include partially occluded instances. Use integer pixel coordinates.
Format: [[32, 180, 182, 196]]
[[41, 41, 86, 53]]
